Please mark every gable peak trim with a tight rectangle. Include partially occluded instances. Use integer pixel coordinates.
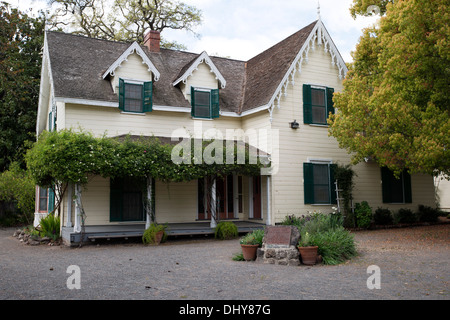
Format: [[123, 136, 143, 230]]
[[267, 20, 348, 122], [173, 51, 227, 89], [102, 41, 161, 81]]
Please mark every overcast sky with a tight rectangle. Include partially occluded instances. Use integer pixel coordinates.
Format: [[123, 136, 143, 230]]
[[6, 0, 379, 62]]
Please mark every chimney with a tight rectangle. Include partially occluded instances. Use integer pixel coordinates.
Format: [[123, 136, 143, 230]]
[[144, 30, 161, 53]]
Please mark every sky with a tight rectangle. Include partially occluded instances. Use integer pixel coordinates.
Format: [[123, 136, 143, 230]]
[[5, 0, 380, 63]]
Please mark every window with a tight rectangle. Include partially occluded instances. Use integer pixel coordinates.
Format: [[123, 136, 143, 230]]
[[381, 167, 412, 204], [303, 84, 335, 125], [303, 162, 337, 205], [191, 87, 220, 119], [38, 187, 55, 213], [118, 78, 153, 113], [110, 177, 147, 222]]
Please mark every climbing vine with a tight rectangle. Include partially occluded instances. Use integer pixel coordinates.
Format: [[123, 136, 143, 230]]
[[334, 163, 356, 228]]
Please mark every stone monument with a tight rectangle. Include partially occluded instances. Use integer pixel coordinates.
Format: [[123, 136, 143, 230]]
[[257, 226, 300, 266]]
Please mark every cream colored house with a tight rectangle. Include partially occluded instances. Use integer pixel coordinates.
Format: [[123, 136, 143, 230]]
[[35, 18, 436, 245]]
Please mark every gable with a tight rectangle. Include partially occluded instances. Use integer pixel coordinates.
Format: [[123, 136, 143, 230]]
[[109, 52, 153, 94]]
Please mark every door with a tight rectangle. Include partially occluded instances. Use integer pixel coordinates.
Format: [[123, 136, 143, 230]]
[[198, 176, 234, 220], [252, 176, 262, 219]]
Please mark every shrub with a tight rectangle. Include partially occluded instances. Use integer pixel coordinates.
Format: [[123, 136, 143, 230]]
[[39, 213, 61, 241], [214, 221, 238, 240], [394, 208, 417, 224], [309, 227, 357, 265], [373, 207, 393, 225], [355, 201, 372, 228], [142, 223, 167, 245], [417, 205, 439, 223], [239, 229, 264, 246]]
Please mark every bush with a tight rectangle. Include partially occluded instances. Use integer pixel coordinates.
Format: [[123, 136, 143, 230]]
[[309, 227, 357, 265], [417, 205, 439, 223], [239, 229, 264, 246], [355, 201, 372, 228], [214, 221, 238, 240], [373, 208, 393, 225], [142, 223, 167, 245], [394, 208, 417, 224], [39, 214, 61, 241]]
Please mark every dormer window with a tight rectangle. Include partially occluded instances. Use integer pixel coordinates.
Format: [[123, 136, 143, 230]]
[[119, 78, 153, 114], [191, 87, 220, 119]]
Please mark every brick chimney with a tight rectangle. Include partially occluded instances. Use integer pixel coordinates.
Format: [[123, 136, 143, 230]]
[[144, 30, 161, 53]]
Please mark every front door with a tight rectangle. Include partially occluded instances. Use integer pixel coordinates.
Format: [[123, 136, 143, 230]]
[[252, 176, 262, 219], [198, 176, 234, 220]]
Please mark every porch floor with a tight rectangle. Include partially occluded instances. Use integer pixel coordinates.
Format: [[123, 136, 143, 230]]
[[62, 221, 265, 246]]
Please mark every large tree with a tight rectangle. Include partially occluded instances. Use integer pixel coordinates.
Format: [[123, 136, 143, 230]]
[[329, 0, 450, 178], [48, 0, 202, 49], [0, 2, 45, 172]]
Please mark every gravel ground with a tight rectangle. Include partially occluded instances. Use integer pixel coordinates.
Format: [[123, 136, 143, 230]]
[[0, 223, 448, 301]]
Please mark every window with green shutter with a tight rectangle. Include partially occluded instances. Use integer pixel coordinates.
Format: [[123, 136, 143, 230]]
[[191, 87, 220, 119], [118, 78, 153, 113], [381, 167, 412, 204], [303, 84, 335, 125], [304, 162, 337, 205]]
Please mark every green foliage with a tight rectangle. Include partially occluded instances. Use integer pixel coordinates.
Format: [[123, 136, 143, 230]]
[[0, 3, 45, 171], [0, 162, 35, 224], [373, 207, 393, 225], [292, 212, 355, 265], [355, 201, 372, 229], [142, 223, 167, 245], [309, 227, 358, 265], [214, 221, 238, 240], [232, 251, 245, 261], [417, 205, 439, 223], [38, 214, 61, 241], [239, 229, 264, 246], [349, 0, 392, 18], [334, 164, 356, 226], [26, 130, 264, 188], [394, 208, 417, 224], [330, 0, 450, 178]]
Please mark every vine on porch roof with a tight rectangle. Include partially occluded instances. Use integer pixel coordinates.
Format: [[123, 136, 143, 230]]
[[25, 129, 265, 189]]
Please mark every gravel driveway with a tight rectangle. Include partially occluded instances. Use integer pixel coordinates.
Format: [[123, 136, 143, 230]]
[[0, 224, 448, 301]]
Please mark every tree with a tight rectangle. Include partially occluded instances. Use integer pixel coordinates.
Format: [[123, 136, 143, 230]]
[[349, 0, 393, 18], [48, 0, 202, 49], [329, 0, 450, 178], [0, 2, 45, 172]]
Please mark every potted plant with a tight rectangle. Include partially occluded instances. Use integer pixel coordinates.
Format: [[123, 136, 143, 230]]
[[142, 223, 167, 245], [297, 232, 318, 265], [239, 229, 264, 261]]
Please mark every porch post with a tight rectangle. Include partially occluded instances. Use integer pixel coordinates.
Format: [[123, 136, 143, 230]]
[[73, 184, 82, 233], [266, 175, 272, 226], [210, 177, 217, 229], [145, 176, 153, 229], [66, 182, 73, 228]]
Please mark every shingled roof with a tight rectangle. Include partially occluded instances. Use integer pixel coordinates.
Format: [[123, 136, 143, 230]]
[[45, 20, 318, 114]]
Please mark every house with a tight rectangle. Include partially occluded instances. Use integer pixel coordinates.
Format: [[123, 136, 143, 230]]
[[35, 16, 436, 246]]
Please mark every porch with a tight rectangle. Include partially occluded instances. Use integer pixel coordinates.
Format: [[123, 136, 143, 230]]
[[61, 221, 266, 246]]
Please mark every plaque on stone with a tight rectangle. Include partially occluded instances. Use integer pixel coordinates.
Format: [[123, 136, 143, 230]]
[[264, 226, 292, 248]]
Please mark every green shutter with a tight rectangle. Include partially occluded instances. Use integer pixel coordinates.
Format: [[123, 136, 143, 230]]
[[142, 81, 153, 112], [304, 163, 314, 204], [211, 89, 220, 119], [110, 177, 123, 222], [48, 188, 55, 213], [381, 167, 392, 203], [403, 171, 412, 203], [190, 86, 196, 117], [326, 87, 335, 118], [329, 164, 338, 204], [48, 112, 52, 131], [119, 78, 125, 111], [303, 84, 312, 124]]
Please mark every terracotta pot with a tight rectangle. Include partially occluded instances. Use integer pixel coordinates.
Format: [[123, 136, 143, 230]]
[[298, 246, 318, 265], [241, 244, 259, 261], [154, 230, 164, 244]]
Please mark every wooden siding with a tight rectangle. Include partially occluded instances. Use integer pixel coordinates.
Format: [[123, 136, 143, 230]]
[[110, 53, 153, 94]]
